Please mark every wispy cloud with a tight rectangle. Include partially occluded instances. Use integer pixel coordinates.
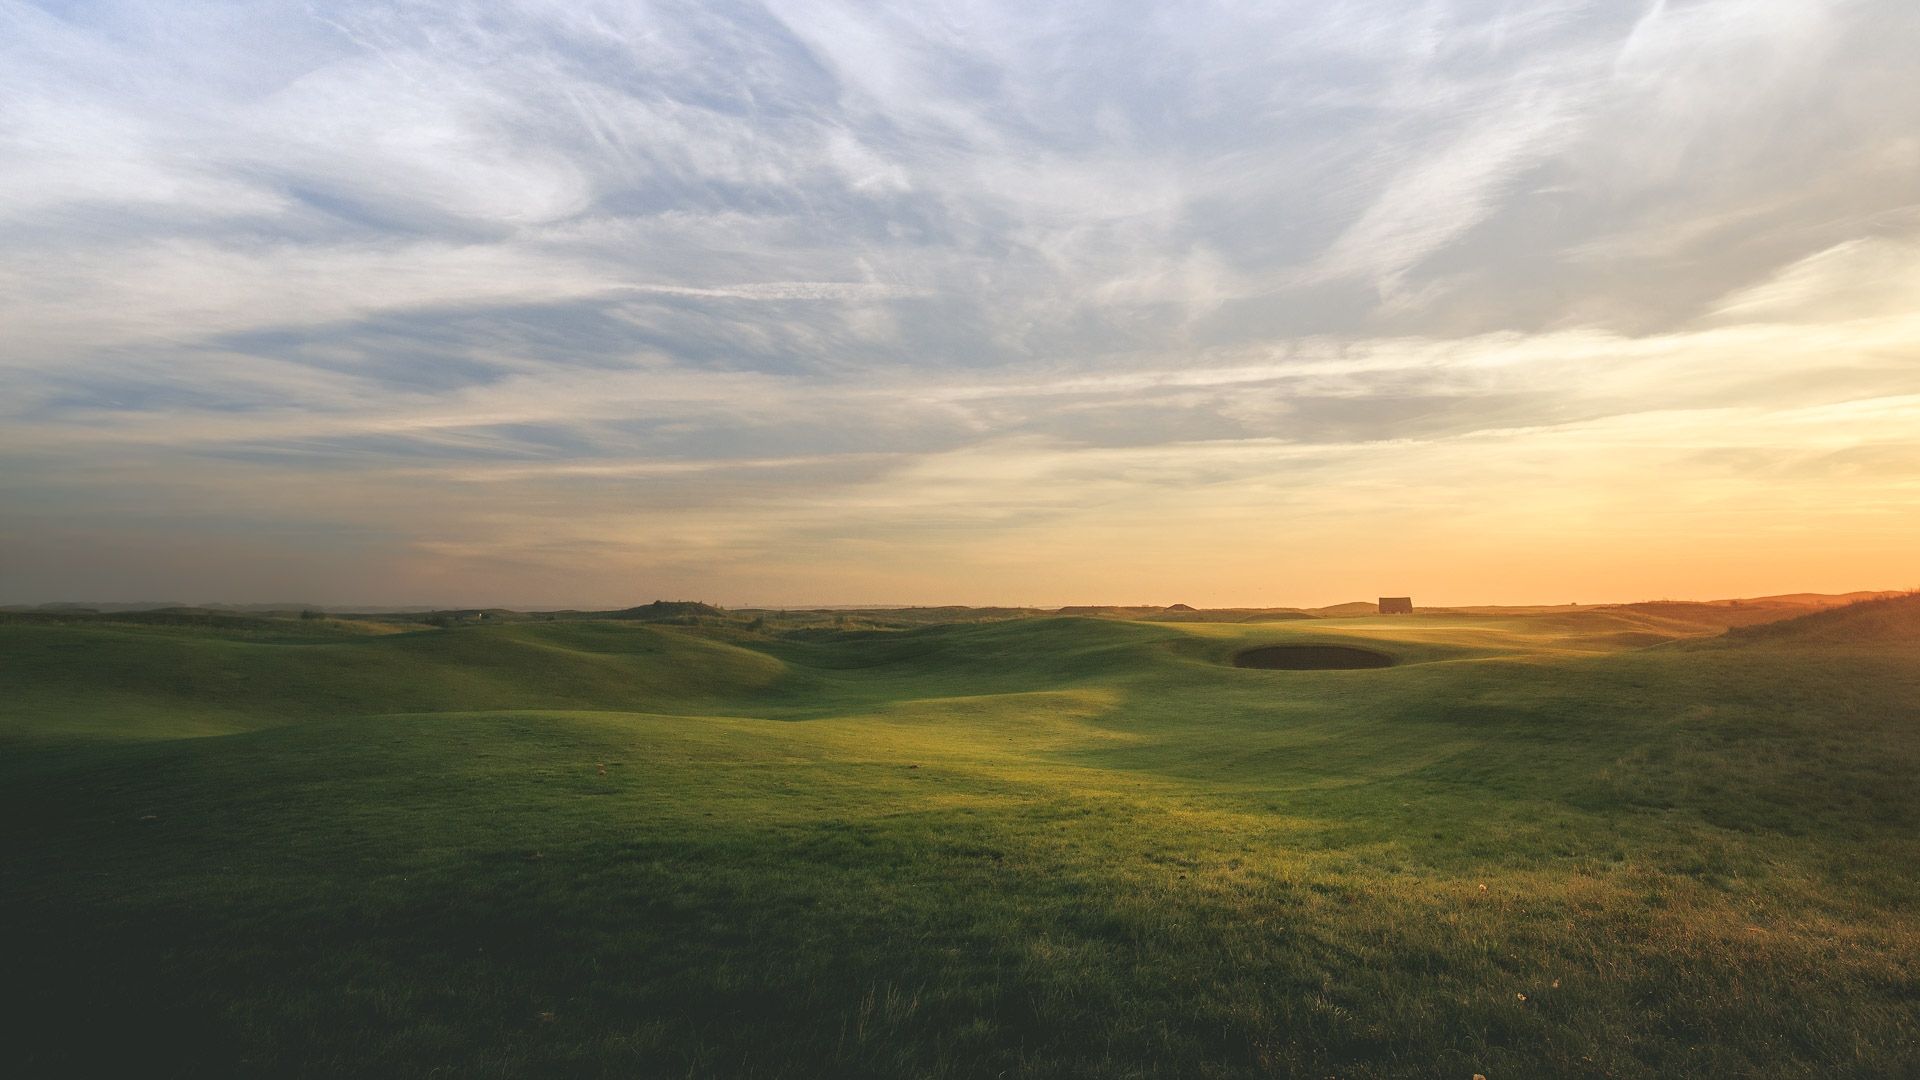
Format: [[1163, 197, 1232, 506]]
[[3, 0, 1919, 605], [615, 282, 929, 301]]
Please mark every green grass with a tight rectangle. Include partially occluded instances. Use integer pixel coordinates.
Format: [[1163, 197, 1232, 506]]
[[3, 604, 1918, 1077]]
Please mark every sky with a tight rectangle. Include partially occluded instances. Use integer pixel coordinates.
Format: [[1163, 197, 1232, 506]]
[[3, 0, 1919, 609]]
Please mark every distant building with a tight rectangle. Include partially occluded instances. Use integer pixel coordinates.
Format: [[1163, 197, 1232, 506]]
[[1378, 597, 1413, 614]]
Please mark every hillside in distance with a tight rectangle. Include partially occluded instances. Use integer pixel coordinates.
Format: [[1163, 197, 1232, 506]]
[[8, 588, 1894, 630], [1708, 591, 1920, 645]]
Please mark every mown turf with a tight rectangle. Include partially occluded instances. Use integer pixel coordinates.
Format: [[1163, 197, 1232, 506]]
[[3, 603, 1918, 1077]]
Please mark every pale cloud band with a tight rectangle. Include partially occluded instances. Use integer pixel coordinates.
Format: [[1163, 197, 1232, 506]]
[[2, 0, 1918, 606]]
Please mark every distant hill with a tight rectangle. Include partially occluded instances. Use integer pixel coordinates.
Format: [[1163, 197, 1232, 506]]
[[1046, 606, 1319, 623], [1602, 600, 1823, 630], [1740, 591, 1903, 608], [605, 600, 731, 621], [0, 609, 281, 631], [1311, 602, 1381, 618], [16, 601, 191, 613], [1714, 593, 1920, 646], [10, 601, 454, 615], [1143, 608, 1319, 623], [12, 590, 1902, 628], [1595, 591, 1904, 632]]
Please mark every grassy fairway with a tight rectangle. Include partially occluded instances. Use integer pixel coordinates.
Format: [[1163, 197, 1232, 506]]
[[3, 604, 1918, 1077]]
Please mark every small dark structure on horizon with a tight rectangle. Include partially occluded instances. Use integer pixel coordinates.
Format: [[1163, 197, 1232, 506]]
[[1378, 597, 1413, 615]]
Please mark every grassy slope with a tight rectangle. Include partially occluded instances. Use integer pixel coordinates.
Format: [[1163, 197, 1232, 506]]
[[0, 617, 790, 742], [2, 610, 1918, 1077]]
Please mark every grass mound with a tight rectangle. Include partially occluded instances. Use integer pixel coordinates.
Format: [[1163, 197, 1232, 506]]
[[607, 599, 732, 621], [1713, 592, 1920, 646], [0, 607, 325, 632], [1231, 643, 1395, 669], [1310, 601, 1380, 617], [0, 619, 793, 744]]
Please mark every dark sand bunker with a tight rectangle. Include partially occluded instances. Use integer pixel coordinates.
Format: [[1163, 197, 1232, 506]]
[[1233, 644, 1394, 670]]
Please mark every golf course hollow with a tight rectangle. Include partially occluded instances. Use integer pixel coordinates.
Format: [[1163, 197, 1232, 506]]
[[1233, 643, 1395, 670]]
